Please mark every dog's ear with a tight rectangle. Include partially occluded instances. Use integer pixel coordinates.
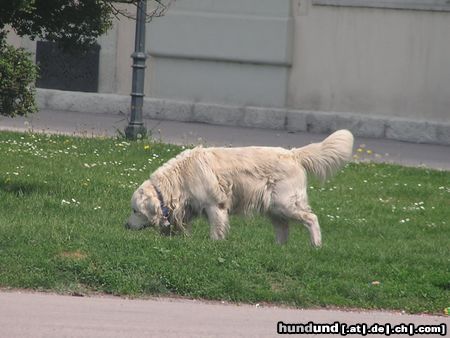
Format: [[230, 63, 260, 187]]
[[146, 192, 162, 219], [134, 188, 155, 217], [147, 198, 158, 215]]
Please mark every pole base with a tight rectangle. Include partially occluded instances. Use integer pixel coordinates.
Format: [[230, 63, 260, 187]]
[[125, 124, 147, 140]]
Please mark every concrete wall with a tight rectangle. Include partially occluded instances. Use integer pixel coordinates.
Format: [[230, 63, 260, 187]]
[[6, 0, 450, 142], [144, 0, 450, 124], [289, 0, 450, 123], [146, 0, 293, 107]]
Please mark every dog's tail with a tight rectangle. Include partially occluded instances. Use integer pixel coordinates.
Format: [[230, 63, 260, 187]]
[[292, 129, 354, 182]]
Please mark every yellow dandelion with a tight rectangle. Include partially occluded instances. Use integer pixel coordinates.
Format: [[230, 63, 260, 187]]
[[366, 149, 373, 155], [144, 145, 150, 150], [357, 148, 363, 153]]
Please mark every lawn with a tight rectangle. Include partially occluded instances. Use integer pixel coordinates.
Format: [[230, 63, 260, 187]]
[[0, 131, 448, 314]]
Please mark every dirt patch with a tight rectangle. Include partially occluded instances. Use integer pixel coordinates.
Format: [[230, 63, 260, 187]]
[[58, 250, 87, 261]]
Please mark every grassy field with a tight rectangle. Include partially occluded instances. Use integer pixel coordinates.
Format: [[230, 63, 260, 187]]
[[0, 131, 448, 314]]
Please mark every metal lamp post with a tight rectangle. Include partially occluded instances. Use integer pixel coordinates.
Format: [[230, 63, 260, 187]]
[[125, 0, 148, 140]]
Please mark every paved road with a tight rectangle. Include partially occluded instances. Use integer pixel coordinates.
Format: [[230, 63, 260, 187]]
[[1, 109, 449, 170], [0, 291, 447, 338]]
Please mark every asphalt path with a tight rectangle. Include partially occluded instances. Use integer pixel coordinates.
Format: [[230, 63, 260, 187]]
[[0, 109, 449, 170], [0, 291, 448, 338]]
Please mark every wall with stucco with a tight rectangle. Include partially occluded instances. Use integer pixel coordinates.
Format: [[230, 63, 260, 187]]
[[288, 0, 450, 123], [6, 0, 450, 125]]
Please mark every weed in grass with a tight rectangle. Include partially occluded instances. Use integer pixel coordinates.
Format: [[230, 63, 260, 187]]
[[0, 131, 449, 313]]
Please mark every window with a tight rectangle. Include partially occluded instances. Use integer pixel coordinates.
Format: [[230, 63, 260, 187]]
[[312, 0, 450, 12]]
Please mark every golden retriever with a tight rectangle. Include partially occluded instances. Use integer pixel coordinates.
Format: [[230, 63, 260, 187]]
[[125, 129, 354, 246]]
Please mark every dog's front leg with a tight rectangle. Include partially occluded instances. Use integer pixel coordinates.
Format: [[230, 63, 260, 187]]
[[205, 205, 230, 240]]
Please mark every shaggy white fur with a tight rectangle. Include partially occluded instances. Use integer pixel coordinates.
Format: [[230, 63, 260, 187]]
[[125, 129, 354, 246]]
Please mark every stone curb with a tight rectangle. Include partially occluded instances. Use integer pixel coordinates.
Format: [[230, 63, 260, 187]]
[[37, 89, 450, 146]]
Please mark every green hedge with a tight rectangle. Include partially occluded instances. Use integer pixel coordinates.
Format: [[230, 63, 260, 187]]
[[0, 36, 38, 117]]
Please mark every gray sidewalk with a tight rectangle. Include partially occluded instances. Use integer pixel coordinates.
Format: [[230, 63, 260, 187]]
[[1, 109, 449, 170], [0, 291, 448, 338]]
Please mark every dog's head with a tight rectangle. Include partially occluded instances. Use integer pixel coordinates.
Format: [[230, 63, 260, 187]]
[[125, 180, 163, 230]]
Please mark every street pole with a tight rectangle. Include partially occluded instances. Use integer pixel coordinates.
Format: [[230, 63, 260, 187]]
[[125, 0, 148, 140]]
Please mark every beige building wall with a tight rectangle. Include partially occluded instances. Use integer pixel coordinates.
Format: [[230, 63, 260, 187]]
[[112, 3, 135, 96], [289, 0, 450, 123], [6, 1, 450, 125]]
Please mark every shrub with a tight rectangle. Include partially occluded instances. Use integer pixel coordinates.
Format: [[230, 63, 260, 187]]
[[0, 37, 38, 117]]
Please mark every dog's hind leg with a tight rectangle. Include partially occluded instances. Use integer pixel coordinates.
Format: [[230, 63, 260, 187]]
[[206, 205, 230, 240], [278, 208, 321, 247], [296, 211, 321, 247], [271, 179, 321, 247], [270, 216, 289, 245], [271, 199, 322, 247]]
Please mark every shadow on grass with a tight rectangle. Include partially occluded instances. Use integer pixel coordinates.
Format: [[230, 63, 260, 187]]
[[433, 281, 450, 291], [0, 180, 51, 196]]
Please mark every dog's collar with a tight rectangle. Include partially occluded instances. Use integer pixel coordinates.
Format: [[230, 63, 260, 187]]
[[153, 184, 170, 227]]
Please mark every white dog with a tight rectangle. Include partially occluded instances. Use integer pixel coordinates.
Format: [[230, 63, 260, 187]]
[[125, 129, 354, 246]]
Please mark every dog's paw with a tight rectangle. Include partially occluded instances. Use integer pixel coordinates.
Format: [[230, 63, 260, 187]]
[[311, 238, 322, 248]]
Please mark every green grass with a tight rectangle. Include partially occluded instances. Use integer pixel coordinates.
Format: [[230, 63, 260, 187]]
[[0, 131, 449, 314]]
